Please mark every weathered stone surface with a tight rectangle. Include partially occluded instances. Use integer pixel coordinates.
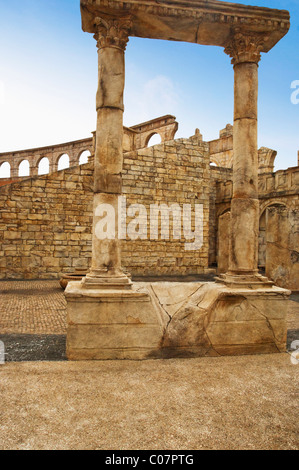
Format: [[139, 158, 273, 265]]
[[217, 211, 230, 274], [0, 137, 212, 280], [66, 281, 291, 360], [66, 281, 164, 360], [159, 283, 290, 358], [266, 206, 299, 291], [81, 0, 290, 51], [229, 198, 259, 274]]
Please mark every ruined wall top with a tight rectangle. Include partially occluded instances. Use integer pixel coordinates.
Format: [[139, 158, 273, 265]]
[[80, 0, 290, 54]]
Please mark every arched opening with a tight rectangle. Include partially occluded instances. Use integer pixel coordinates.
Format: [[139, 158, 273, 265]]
[[216, 209, 231, 273], [258, 210, 267, 270], [147, 133, 162, 147], [0, 162, 11, 178], [18, 160, 30, 177], [258, 203, 287, 272], [38, 157, 50, 175], [58, 154, 70, 171], [79, 150, 91, 165]]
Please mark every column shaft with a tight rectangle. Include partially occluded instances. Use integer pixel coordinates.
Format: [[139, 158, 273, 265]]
[[229, 62, 259, 275], [84, 17, 131, 288]]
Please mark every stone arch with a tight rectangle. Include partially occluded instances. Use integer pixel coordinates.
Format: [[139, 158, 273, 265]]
[[18, 160, 30, 177], [259, 199, 289, 216], [79, 150, 91, 165], [0, 161, 11, 178], [57, 153, 70, 171], [258, 201, 288, 270], [216, 203, 231, 220], [146, 132, 162, 147], [38, 157, 50, 175], [217, 210, 231, 274]]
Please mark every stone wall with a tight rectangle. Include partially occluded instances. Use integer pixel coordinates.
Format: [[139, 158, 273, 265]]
[[122, 138, 211, 277], [215, 166, 299, 290], [0, 137, 211, 279], [266, 206, 299, 291], [209, 166, 233, 266], [0, 164, 94, 279], [1, 129, 298, 289]]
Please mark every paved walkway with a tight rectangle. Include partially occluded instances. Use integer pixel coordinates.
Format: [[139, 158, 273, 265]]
[[0, 281, 66, 335]]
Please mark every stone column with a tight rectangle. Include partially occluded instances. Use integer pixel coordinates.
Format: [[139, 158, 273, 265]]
[[83, 16, 132, 289], [221, 30, 272, 287]]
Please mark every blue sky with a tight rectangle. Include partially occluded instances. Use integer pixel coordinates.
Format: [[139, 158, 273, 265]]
[[0, 0, 298, 170]]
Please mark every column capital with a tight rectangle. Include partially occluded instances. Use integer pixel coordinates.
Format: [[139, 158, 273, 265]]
[[93, 16, 132, 51], [224, 28, 269, 65]]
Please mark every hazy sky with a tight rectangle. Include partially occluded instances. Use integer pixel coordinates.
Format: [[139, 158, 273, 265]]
[[0, 0, 298, 170]]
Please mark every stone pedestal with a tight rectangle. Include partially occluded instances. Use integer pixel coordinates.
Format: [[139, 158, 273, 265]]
[[66, 281, 163, 360], [66, 281, 290, 360]]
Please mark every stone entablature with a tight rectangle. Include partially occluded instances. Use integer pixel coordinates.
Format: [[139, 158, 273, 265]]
[[81, 0, 290, 51]]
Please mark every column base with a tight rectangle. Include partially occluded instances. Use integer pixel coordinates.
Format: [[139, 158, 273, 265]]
[[82, 271, 132, 290], [216, 272, 274, 289]]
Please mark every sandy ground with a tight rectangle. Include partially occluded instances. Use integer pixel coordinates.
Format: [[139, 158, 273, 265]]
[[0, 354, 298, 450]]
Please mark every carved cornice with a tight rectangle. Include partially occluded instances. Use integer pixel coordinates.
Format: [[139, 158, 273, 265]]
[[81, 1, 290, 55], [224, 29, 269, 65], [93, 16, 132, 50], [81, 0, 290, 35]]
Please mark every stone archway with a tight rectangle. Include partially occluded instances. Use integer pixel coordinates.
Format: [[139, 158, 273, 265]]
[[258, 202, 289, 272]]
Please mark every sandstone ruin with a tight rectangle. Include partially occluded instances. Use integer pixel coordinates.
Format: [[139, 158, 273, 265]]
[[0, 0, 298, 359]]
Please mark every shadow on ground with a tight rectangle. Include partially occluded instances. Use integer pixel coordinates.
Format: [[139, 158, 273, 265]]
[[0, 334, 66, 362], [0, 331, 298, 362]]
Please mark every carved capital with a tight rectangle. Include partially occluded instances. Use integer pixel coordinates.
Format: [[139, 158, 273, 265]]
[[224, 29, 268, 65], [93, 16, 132, 51]]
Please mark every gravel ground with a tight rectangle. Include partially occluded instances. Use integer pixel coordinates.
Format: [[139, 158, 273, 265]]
[[0, 354, 298, 450]]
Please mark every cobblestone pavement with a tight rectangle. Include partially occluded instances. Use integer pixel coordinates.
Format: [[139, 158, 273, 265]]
[[0, 281, 66, 335], [0, 281, 298, 336]]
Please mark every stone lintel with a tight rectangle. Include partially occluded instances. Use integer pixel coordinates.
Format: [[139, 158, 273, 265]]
[[80, 0, 290, 52]]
